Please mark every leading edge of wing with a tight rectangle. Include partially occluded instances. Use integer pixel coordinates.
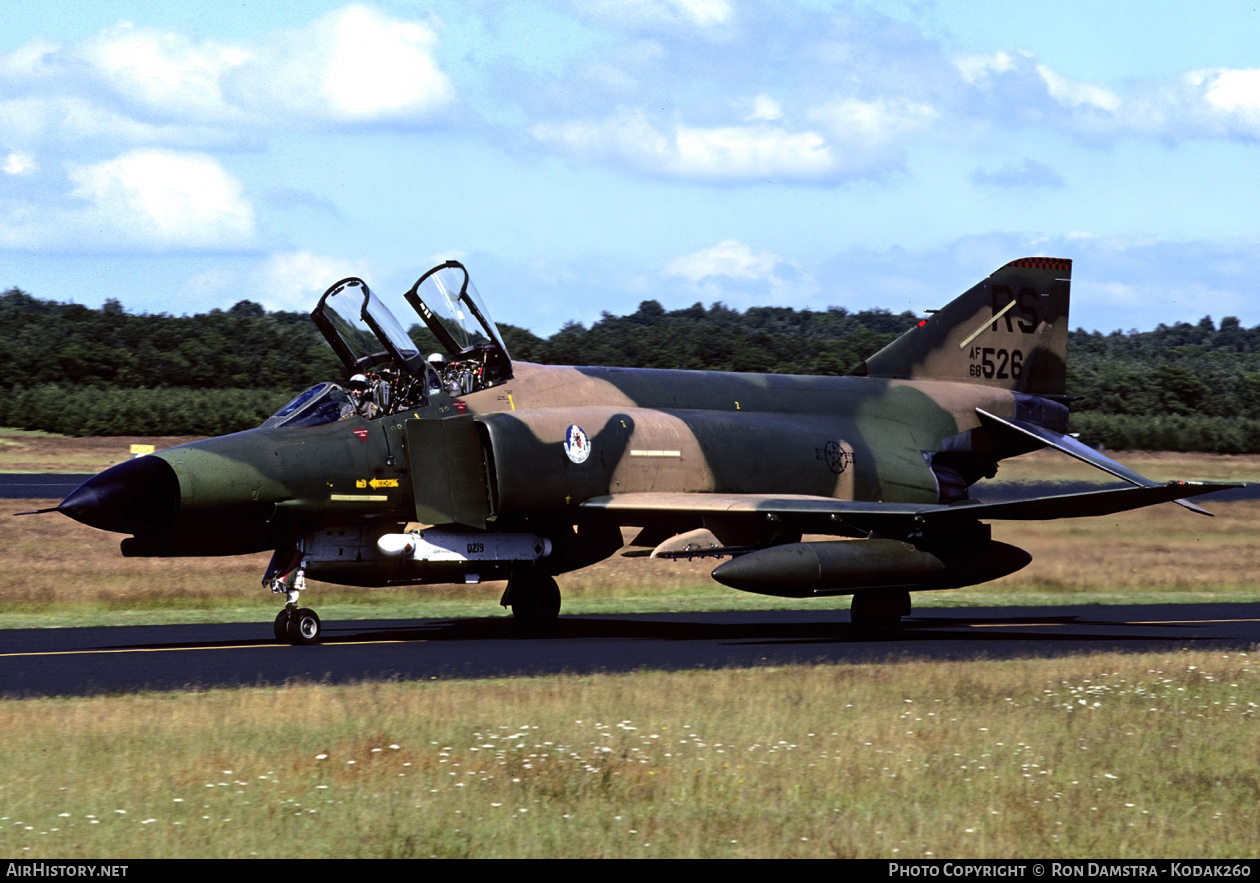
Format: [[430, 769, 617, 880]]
[[580, 482, 1239, 528]]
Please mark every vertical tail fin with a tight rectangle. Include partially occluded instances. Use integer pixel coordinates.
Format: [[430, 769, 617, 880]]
[[848, 257, 1071, 396]]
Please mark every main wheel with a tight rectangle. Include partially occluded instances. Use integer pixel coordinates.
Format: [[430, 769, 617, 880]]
[[273, 609, 292, 643], [508, 572, 561, 633], [850, 590, 911, 629], [286, 607, 322, 645]]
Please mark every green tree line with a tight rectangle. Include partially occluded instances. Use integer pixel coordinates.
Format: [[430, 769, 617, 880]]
[[5, 285, 1260, 451]]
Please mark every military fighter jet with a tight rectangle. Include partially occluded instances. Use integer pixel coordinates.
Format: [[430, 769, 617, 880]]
[[47, 257, 1236, 642]]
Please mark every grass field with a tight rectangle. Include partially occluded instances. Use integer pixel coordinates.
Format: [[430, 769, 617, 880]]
[[0, 430, 201, 474], [1, 652, 1255, 858], [3, 432, 1258, 858]]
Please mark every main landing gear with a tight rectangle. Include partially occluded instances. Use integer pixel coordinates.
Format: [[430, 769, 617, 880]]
[[501, 570, 561, 633], [265, 549, 323, 645], [849, 589, 911, 629]]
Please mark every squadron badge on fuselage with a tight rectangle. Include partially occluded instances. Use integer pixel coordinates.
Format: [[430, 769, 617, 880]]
[[564, 424, 591, 464]]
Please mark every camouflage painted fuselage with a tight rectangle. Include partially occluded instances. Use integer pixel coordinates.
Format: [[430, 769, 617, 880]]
[[118, 360, 1041, 564]]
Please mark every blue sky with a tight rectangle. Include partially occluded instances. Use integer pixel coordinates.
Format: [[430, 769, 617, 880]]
[[3, 0, 1260, 337]]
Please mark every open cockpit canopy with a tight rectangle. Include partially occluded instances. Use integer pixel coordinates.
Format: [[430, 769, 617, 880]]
[[311, 277, 427, 376], [405, 260, 512, 394], [303, 261, 514, 422]]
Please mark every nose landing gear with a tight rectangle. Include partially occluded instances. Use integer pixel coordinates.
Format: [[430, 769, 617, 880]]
[[265, 548, 323, 645], [273, 606, 322, 645]]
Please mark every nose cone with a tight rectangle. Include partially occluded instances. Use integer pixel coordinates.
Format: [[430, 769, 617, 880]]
[[58, 456, 180, 533]]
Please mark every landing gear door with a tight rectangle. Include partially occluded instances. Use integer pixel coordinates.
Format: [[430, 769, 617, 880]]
[[406, 415, 493, 529], [405, 260, 513, 395]]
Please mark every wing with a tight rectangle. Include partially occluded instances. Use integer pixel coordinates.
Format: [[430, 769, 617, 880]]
[[581, 481, 1238, 538]]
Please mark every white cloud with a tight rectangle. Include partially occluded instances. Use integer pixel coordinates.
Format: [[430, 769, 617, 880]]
[[955, 51, 1020, 84], [674, 123, 831, 178], [746, 94, 782, 122], [807, 98, 936, 175], [236, 4, 454, 123], [1036, 65, 1120, 114], [178, 267, 242, 307], [77, 22, 251, 122], [810, 97, 937, 142], [68, 150, 254, 247], [1201, 68, 1260, 114], [1176, 68, 1260, 136], [665, 239, 779, 282], [953, 52, 1260, 142], [577, 0, 734, 33], [3, 150, 36, 175], [534, 111, 839, 180], [254, 251, 364, 311], [532, 90, 941, 182], [673, 0, 732, 28], [0, 149, 254, 251], [0, 4, 454, 147], [0, 95, 235, 148]]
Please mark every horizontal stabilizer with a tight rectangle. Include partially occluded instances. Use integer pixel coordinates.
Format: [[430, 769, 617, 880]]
[[976, 408, 1216, 515]]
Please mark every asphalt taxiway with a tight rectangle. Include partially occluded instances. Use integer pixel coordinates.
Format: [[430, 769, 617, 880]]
[[3, 604, 1257, 697]]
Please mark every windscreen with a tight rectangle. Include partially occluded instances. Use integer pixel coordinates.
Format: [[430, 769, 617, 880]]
[[258, 382, 351, 429]]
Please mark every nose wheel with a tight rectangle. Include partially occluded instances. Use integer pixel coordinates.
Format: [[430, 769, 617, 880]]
[[274, 606, 322, 645]]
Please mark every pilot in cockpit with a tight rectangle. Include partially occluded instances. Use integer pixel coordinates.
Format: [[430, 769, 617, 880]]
[[346, 373, 395, 419], [348, 374, 378, 418]]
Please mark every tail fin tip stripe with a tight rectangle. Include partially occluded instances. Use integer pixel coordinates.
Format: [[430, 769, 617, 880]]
[[1006, 257, 1072, 273]]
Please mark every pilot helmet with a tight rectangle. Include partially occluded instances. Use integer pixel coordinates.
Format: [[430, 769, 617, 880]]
[[348, 373, 370, 392]]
